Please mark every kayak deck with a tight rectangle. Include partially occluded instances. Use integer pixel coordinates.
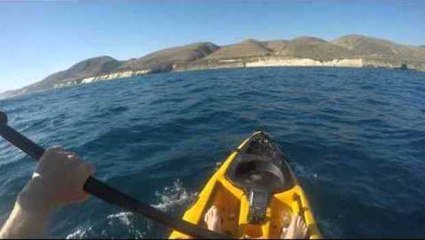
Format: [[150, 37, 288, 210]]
[[169, 131, 321, 239]]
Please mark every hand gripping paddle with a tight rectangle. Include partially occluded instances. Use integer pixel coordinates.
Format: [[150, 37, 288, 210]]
[[0, 111, 228, 239]]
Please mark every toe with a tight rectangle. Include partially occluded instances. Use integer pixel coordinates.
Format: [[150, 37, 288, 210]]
[[204, 207, 213, 222], [290, 214, 297, 226], [212, 207, 218, 216], [204, 212, 208, 223], [280, 227, 288, 238]]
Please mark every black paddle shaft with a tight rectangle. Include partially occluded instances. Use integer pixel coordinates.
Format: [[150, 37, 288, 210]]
[[0, 111, 228, 239]]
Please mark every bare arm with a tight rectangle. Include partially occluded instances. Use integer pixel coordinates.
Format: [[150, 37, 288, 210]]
[[0, 177, 53, 238], [0, 147, 94, 238]]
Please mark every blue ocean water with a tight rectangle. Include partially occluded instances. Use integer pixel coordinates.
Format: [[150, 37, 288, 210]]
[[0, 67, 424, 238]]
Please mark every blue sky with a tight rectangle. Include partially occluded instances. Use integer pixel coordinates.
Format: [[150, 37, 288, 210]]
[[0, 0, 424, 92]]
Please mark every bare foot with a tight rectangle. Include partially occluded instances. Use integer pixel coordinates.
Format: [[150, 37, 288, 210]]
[[204, 205, 222, 233], [281, 214, 308, 239]]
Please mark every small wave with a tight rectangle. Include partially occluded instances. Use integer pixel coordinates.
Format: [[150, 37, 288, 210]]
[[107, 211, 133, 226], [103, 210, 147, 238], [99, 179, 195, 238], [319, 217, 343, 238], [65, 226, 92, 239], [291, 162, 319, 181], [152, 179, 196, 211]]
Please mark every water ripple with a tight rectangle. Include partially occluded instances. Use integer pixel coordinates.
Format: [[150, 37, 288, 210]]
[[0, 67, 424, 238]]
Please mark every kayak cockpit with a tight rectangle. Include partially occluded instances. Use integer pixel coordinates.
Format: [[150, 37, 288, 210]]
[[226, 132, 295, 224], [169, 131, 321, 239]]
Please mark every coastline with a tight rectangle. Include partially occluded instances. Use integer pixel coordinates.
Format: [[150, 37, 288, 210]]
[[1, 56, 423, 100], [55, 57, 368, 89], [52, 70, 151, 89]]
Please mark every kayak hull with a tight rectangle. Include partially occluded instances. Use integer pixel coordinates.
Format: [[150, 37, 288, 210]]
[[169, 131, 321, 239]]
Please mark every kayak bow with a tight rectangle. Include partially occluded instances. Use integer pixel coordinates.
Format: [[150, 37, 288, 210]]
[[170, 131, 322, 239]]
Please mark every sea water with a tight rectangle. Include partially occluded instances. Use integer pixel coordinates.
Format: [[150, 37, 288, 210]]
[[0, 67, 424, 238]]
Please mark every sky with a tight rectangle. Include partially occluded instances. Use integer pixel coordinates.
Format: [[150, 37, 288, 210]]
[[0, 0, 424, 92]]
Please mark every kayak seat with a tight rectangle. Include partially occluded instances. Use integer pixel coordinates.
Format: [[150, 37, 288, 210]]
[[230, 158, 285, 192], [225, 132, 294, 224]]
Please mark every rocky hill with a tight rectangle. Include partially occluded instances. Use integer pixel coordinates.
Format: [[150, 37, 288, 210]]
[[333, 34, 425, 61], [3, 34, 425, 98], [203, 39, 272, 59], [12, 56, 122, 95], [332, 34, 425, 69], [119, 42, 219, 72], [267, 37, 353, 60]]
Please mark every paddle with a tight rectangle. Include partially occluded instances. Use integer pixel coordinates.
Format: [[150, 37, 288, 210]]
[[0, 111, 229, 239]]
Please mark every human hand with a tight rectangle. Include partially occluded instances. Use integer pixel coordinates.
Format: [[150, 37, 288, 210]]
[[21, 146, 95, 209]]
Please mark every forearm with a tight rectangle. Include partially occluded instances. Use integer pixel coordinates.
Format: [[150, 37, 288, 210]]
[[0, 178, 53, 239], [0, 147, 93, 239]]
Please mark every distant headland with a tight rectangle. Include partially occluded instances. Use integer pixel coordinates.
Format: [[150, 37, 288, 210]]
[[2, 34, 425, 98]]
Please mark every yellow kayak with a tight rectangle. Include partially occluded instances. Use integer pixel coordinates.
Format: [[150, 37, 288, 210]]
[[170, 131, 321, 239]]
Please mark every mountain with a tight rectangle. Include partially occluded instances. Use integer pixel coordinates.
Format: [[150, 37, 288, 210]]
[[186, 39, 273, 69], [119, 42, 219, 72], [202, 39, 272, 59], [264, 40, 289, 52], [3, 34, 425, 98], [266, 36, 353, 60], [333, 34, 425, 62], [20, 56, 122, 93]]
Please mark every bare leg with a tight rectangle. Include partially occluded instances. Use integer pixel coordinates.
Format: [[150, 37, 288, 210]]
[[203, 205, 222, 233], [281, 214, 308, 239]]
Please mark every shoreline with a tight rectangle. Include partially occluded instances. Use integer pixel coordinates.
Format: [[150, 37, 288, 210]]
[[2, 57, 422, 99]]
